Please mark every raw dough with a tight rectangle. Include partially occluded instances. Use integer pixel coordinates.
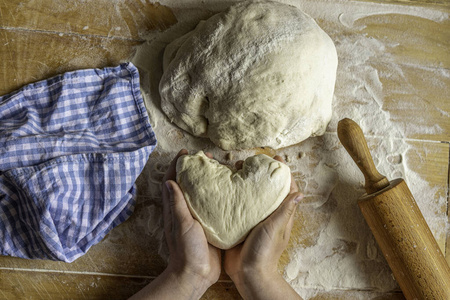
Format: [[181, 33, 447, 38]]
[[160, 1, 338, 150], [176, 151, 291, 249]]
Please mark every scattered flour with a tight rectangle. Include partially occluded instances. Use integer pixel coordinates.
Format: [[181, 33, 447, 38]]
[[132, 0, 449, 298]]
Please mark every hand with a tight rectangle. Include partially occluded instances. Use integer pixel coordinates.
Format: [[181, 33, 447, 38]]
[[224, 155, 303, 300], [162, 149, 221, 292], [130, 149, 220, 300]]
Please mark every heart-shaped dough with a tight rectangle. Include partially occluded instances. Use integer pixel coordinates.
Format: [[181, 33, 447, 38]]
[[176, 151, 291, 249]]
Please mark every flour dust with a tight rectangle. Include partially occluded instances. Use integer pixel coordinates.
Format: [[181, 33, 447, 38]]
[[131, 0, 449, 298]]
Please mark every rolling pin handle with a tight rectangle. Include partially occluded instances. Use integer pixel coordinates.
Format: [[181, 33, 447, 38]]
[[337, 118, 390, 194]]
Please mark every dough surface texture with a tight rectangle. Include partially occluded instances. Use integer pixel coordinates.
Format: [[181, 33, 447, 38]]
[[160, 1, 338, 150], [176, 151, 291, 249]]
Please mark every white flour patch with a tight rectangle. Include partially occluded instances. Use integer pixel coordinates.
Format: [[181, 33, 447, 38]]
[[276, 134, 447, 295]]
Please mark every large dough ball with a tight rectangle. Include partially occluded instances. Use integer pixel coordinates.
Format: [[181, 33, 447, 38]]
[[160, 1, 338, 150]]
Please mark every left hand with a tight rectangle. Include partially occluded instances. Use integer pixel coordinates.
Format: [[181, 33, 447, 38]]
[[162, 149, 221, 292]]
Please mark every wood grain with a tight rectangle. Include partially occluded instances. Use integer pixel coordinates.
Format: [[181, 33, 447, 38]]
[[0, 0, 448, 299], [0, 0, 177, 39], [278, 137, 448, 296], [324, 13, 450, 143], [0, 269, 242, 300], [0, 29, 141, 95], [337, 118, 390, 194], [355, 0, 450, 8], [360, 14, 450, 142], [359, 179, 450, 299], [0, 269, 419, 300]]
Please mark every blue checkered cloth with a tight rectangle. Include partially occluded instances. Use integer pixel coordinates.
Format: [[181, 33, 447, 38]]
[[0, 63, 156, 262]]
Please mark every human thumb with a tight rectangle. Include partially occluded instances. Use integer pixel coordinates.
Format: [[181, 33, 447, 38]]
[[165, 180, 193, 226], [270, 192, 303, 233]]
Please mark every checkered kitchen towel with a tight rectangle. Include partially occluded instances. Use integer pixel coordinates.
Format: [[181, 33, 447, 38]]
[[0, 63, 156, 262]]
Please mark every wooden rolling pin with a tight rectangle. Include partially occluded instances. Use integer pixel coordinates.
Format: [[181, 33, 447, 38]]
[[337, 118, 450, 300]]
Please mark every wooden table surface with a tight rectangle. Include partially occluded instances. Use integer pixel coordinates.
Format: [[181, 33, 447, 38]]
[[0, 0, 448, 299]]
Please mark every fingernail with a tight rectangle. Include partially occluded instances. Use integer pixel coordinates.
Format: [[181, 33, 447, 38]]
[[293, 194, 304, 204], [165, 181, 173, 193]]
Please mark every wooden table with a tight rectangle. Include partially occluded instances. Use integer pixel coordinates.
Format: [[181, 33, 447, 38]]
[[0, 0, 448, 299]]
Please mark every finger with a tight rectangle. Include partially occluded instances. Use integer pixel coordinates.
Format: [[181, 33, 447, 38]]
[[235, 160, 244, 170], [268, 192, 303, 238], [289, 173, 299, 193], [162, 182, 173, 244], [284, 196, 299, 241], [205, 152, 213, 159], [274, 155, 284, 163], [165, 180, 194, 233], [162, 150, 188, 236], [209, 243, 222, 265], [163, 149, 188, 183], [224, 244, 243, 276], [273, 156, 299, 193]]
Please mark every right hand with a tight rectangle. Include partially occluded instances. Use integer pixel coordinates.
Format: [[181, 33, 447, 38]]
[[224, 155, 303, 288]]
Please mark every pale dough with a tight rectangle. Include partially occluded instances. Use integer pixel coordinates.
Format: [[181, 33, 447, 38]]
[[160, 1, 338, 150], [176, 151, 291, 249]]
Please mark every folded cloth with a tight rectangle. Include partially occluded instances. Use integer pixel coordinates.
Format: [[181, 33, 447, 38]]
[[0, 63, 157, 262]]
